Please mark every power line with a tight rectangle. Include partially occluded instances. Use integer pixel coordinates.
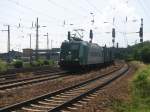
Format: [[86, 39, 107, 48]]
[[44, 33, 49, 49], [84, 0, 103, 16], [1, 25, 11, 62], [5, 0, 72, 28], [70, 0, 91, 13], [35, 17, 39, 60], [136, 0, 150, 19], [0, 2, 63, 28], [6, 0, 62, 23], [0, 2, 35, 23], [47, 0, 86, 18]]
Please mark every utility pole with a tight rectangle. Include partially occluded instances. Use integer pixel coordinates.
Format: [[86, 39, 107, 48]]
[[51, 40, 53, 49], [35, 17, 39, 60], [117, 42, 119, 48], [29, 34, 32, 49], [47, 33, 49, 50], [112, 28, 115, 47], [139, 18, 143, 43], [2, 25, 10, 53], [44, 33, 49, 49], [7, 25, 10, 53], [112, 17, 115, 47], [89, 29, 93, 43], [1, 25, 10, 62], [29, 33, 32, 64], [90, 12, 95, 25], [44, 33, 49, 59]]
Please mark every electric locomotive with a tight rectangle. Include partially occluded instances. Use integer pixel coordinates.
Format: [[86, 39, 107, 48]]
[[59, 31, 114, 69]]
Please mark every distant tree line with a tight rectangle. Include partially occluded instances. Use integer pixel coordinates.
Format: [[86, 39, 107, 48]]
[[115, 41, 150, 63]]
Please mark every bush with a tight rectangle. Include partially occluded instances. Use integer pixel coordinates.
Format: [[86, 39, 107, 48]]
[[31, 61, 41, 67], [43, 60, 49, 65], [37, 59, 44, 66], [31, 59, 45, 67], [111, 64, 150, 112], [141, 46, 150, 63], [31, 59, 56, 67], [48, 60, 56, 66], [118, 41, 150, 63], [13, 60, 23, 68], [23, 62, 32, 68], [133, 66, 150, 97], [0, 60, 8, 72]]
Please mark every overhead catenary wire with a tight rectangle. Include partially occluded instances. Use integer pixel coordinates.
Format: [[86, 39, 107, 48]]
[[84, 0, 104, 16], [0, 2, 36, 24], [0, 1, 63, 32], [6, 0, 63, 23], [69, 0, 91, 13], [47, 0, 87, 18], [4, 0, 91, 28], [137, 0, 150, 18]]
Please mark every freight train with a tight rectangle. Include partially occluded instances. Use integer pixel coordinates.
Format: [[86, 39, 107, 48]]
[[59, 31, 114, 69]]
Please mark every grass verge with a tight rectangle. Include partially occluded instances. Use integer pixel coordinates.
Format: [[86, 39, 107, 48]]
[[112, 62, 150, 112], [0, 60, 8, 73]]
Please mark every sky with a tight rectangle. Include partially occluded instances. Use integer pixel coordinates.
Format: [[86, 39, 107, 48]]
[[0, 0, 150, 53]]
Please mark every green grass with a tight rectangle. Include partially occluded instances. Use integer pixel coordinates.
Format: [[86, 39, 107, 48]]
[[112, 65, 150, 112], [31, 59, 56, 67], [0, 59, 57, 73], [0, 60, 8, 72]]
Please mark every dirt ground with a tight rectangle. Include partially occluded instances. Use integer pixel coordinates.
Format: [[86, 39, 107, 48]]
[[0, 65, 118, 108], [73, 64, 135, 112]]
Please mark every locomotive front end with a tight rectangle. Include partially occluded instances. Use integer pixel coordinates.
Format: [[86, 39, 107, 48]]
[[59, 42, 81, 68]]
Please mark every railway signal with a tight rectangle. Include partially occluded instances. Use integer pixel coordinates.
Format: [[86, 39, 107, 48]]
[[68, 31, 71, 41], [139, 18, 143, 43], [35, 17, 39, 61], [44, 33, 49, 50], [89, 29, 93, 43], [1, 25, 11, 63], [117, 42, 119, 48], [112, 28, 115, 47]]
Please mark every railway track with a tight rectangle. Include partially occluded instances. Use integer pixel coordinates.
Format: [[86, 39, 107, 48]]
[[0, 64, 129, 112], [0, 68, 61, 81], [0, 71, 68, 91]]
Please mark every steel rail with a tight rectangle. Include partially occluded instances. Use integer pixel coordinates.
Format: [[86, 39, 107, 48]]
[[50, 65, 129, 112], [0, 71, 66, 85], [0, 71, 68, 90], [0, 64, 125, 111], [0, 68, 61, 80]]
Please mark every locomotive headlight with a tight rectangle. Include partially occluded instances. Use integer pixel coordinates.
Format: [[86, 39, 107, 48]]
[[75, 58, 79, 61]]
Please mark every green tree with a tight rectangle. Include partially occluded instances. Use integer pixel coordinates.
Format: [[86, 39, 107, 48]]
[[141, 46, 150, 63]]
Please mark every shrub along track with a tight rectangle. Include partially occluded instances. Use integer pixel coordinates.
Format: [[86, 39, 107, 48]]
[[0, 63, 128, 112]]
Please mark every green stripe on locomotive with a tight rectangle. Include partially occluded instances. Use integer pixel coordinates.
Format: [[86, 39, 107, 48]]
[[79, 42, 89, 65]]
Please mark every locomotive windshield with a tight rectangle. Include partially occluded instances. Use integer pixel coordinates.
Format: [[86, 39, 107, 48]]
[[60, 42, 80, 61]]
